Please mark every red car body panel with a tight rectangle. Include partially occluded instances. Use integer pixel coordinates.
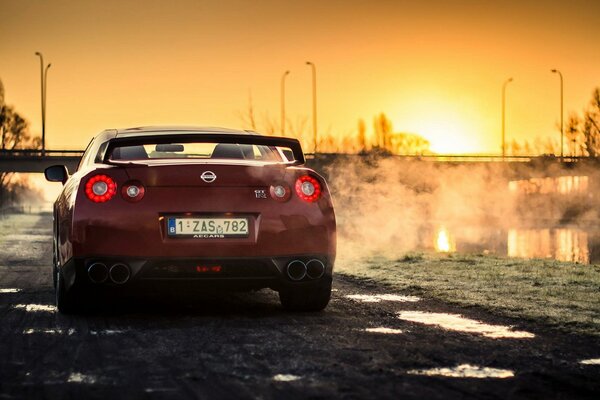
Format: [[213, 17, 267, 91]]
[[51, 127, 336, 297]]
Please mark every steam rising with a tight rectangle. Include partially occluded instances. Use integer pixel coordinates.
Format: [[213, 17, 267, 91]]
[[324, 157, 516, 261], [321, 156, 600, 263]]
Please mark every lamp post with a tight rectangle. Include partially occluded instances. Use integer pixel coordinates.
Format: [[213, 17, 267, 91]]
[[551, 69, 564, 160], [305, 61, 317, 153], [281, 70, 290, 136], [502, 77, 513, 159], [35, 52, 50, 156]]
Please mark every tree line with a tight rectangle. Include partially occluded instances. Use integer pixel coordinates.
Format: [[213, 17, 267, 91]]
[[508, 88, 600, 157], [0, 79, 42, 209]]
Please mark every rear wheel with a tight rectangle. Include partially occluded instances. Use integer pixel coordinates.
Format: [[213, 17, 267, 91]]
[[52, 214, 58, 289], [279, 281, 332, 312], [56, 269, 78, 314]]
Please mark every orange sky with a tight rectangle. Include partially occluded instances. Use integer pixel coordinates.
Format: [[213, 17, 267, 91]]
[[1, 0, 599, 154]]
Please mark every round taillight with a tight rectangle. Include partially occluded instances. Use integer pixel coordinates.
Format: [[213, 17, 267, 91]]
[[121, 181, 145, 202], [270, 183, 291, 202], [295, 175, 322, 202], [85, 175, 117, 203]]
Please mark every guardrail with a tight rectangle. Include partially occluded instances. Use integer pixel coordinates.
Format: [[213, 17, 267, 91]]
[[308, 153, 594, 163], [0, 149, 595, 163]]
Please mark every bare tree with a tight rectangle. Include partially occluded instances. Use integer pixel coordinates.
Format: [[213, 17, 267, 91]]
[[236, 91, 258, 132], [373, 113, 393, 150], [582, 88, 600, 157], [357, 119, 367, 151], [0, 78, 41, 208]]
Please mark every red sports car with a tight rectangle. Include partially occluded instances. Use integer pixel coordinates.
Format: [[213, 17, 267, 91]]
[[45, 127, 336, 313]]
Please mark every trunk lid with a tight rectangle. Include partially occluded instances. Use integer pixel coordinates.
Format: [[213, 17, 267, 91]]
[[121, 161, 288, 187]]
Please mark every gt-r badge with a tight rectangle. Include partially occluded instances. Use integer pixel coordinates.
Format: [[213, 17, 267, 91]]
[[254, 189, 267, 199], [201, 171, 217, 183]]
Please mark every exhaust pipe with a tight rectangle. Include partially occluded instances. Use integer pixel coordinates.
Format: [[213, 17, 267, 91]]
[[109, 263, 131, 284], [306, 259, 325, 279], [286, 260, 307, 281], [88, 262, 109, 283]]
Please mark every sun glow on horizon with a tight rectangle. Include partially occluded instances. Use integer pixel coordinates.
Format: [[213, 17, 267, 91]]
[[391, 96, 489, 154]]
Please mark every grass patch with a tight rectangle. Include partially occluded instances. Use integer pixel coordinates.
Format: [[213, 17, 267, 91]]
[[338, 253, 600, 336]]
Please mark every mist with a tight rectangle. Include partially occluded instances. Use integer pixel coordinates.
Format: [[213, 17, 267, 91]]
[[316, 155, 600, 263]]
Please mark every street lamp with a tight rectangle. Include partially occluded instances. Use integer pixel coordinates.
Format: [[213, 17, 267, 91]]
[[551, 69, 564, 160], [281, 70, 290, 135], [305, 61, 317, 153], [35, 52, 50, 156], [502, 77, 513, 159]]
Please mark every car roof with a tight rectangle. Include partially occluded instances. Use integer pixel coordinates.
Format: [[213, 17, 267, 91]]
[[113, 126, 255, 138]]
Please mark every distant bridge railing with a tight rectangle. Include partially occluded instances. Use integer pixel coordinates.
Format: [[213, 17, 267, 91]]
[[309, 153, 593, 163], [0, 149, 84, 173], [0, 149, 85, 157]]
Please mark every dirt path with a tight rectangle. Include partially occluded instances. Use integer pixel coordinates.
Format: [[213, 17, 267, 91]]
[[0, 214, 599, 399]]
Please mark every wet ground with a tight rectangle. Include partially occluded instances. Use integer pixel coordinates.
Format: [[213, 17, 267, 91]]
[[0, 214, 599, 399]]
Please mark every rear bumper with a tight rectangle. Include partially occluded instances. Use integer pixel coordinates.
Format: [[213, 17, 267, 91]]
[[61, 254, 334, 292]]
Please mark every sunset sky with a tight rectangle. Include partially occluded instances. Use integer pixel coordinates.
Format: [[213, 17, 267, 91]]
[[1, 0, 599, 154]]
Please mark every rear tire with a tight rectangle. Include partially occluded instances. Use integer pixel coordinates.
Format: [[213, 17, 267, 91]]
[[56, 269, 78, 314], [279, 281, 332, 312], [52, 214, 58, 289]]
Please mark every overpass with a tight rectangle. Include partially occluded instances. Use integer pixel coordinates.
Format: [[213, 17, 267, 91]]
[[0, 149, 84, 173], [0, 149, 596, 178]]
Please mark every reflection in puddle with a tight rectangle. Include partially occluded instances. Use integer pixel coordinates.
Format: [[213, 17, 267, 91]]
[[508, 228, 589, 263], [408, 364, 514, 379], [90, 330, 126, 335], [272, 374, 301, 382], [145, 388, 177, 393], [14, 304, 56, 312], [346, 294, 421, 303], [434, 226, 456, 253], [580, 358, 600, 365], [0, 288, 20, 293], [509, 176, 589, 195], [67, 372, 97, 384], [365, 327, 404, 334], [428, 225, 592, 264], [23, 328, 76, 335], [397, 311, 534, 339]]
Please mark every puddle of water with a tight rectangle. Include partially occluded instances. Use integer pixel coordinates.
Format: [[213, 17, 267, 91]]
[[365, 327, 404, 334], [145, 388, 177, 393], [580, 358, 600, 365], [408, 364, 514, 379], [346, 294, 421, 303], [272, 374, 301, 382], [397, 311, 534, 339], [0, 288, 20, 293], [67, 372, 97, 384], [14, 304, 56, 313], [434, 226, 456, 253], [508, 228, 589, 264], [90, 330, 126, 335], [427, 224, 594, 264], [23, 328, 76, 335]]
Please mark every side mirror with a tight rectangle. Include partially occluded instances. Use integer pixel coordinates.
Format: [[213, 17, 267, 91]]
[[45, 165, 69, 184]]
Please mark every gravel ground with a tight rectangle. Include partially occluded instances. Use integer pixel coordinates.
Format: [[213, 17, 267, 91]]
[[0, 214, 599, 399]]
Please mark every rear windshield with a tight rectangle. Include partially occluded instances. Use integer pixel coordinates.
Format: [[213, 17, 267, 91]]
[[108, 142, 287, 162]]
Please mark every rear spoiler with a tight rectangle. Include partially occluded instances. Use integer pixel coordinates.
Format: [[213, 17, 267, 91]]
[[102, 133, 305, 165]]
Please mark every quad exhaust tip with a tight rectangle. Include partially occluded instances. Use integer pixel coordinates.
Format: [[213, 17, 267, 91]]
[[286, 259, 326, 281], [306, 259, 325, 279], [286, 260, 307, 281], [109, 263, 131, 284], [88, 262, 109, 284]]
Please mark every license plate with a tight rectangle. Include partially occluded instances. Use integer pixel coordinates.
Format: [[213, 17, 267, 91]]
[[167, 217, 249, 238]]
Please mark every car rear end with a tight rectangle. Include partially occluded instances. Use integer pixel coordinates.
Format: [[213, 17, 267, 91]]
[[60, 132, 336, 311]]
